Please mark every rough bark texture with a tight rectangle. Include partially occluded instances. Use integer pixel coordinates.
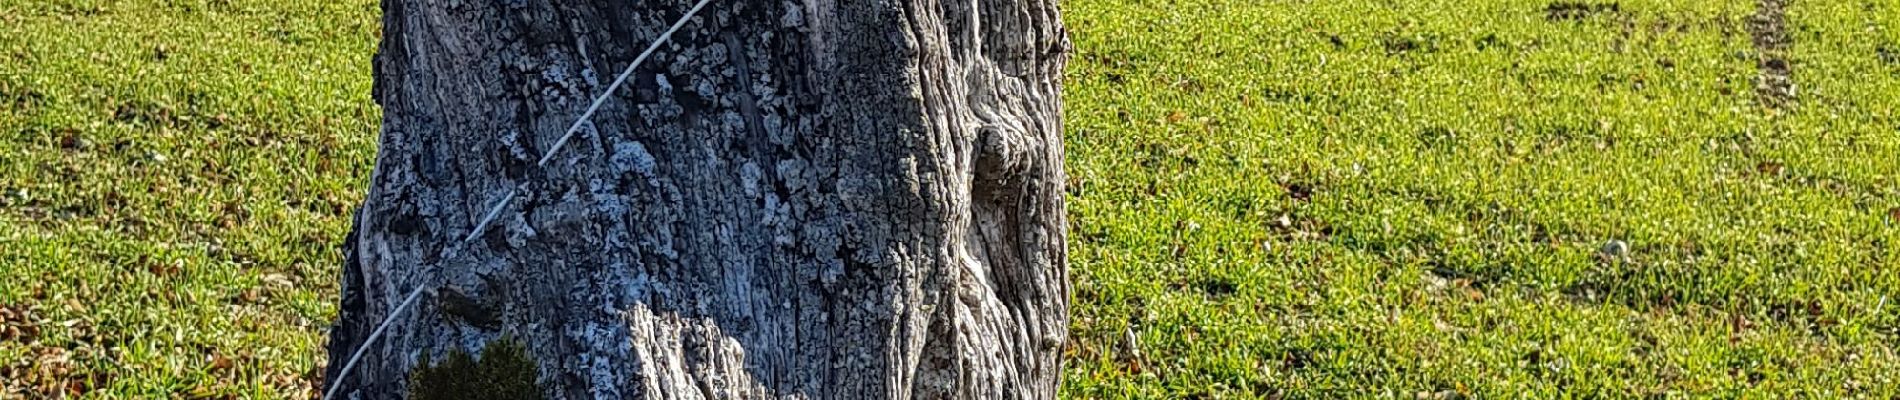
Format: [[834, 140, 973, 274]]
[[323, 0, 1070, 399]]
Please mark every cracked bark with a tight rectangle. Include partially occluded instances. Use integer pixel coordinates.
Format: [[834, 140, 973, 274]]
[[322, 0, 1070, 399]]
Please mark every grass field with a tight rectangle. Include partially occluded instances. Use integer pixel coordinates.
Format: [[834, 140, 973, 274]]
[[3, 0, 1898, 398]]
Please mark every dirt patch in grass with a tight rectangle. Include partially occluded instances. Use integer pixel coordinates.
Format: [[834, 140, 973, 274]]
[[1416, 126, 1461, 149], [1544, 2, 1622, 21], [1748, 0, 1794, 109], [0, 304, 120, 399], [0, 82, 48, 111], [1191, 277, 1239, 300]]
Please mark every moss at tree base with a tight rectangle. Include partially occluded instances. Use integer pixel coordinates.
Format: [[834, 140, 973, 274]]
[[408, 338, 545, 400]]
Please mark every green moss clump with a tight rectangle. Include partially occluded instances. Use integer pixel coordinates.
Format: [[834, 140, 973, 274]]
[[409, 338, 545, 400]]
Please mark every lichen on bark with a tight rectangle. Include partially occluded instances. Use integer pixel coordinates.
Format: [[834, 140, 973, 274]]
[[325, 0, 1071, 398]]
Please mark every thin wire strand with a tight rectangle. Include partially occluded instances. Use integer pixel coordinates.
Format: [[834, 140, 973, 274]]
[[322, 1, 716, 398], [321, 285, 425, 400], [463, 187, 519, 243], [537, 0, 717, 167]]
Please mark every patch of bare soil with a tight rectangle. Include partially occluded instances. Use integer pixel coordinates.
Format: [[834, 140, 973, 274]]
[[1545, 2, 1622, 21], [1748, 0, 1794, 109], [0, 303, 124, 399]]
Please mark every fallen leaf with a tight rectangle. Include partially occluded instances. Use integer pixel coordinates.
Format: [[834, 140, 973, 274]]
[[1283, 182, 1314, 201], [260, 273, 295, 288], [1757, 161, 1784, 176], [58, 133, 88, 150], [148, 258, 181, 277], [208, 354, 235, 371]]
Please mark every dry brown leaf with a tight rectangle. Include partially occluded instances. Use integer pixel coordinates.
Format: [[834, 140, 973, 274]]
[[260, 273, 296, 288], [1757, 161, 1784, 176], [209, 354, 235, 371]]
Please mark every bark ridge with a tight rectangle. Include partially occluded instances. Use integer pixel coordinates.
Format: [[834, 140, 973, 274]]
[[324, 0, 1070, 399]]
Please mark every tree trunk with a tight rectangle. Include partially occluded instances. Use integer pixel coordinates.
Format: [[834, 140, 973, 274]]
[[322, 0, 1070, 399]]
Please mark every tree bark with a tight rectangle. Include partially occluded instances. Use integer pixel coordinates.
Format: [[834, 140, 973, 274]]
[[322, 0, 1070, 399]]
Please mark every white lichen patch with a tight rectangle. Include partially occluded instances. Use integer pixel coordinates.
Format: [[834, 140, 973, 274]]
[[505, 212, 536, 248], [775, 158, 807, 193], [654, 73, 674, 97], [611, 141, 658, 180], [567, 320, 630, 400], [500, 129, 532, 161], [780, 0, 805, 28], [696, 79, 717, 101], [540, 57, 583, 101], [741, 161, 764, 198]]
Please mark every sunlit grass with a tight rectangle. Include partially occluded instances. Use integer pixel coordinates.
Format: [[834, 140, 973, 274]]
[[1, 0, 377, 397], [1061, 0, 1899, 397]]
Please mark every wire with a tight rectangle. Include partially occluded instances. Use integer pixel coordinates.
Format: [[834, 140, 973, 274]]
[[322, 0, 718, 398], [321, 284, 426, 400]]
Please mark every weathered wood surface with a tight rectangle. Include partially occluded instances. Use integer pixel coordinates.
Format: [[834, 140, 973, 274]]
[[323, 0, 1071, 398]]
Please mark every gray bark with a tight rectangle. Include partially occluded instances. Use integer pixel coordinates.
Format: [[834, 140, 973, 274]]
[[322, 0, 1070, 399]]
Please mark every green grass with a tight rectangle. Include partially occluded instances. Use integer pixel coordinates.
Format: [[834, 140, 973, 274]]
[[1060, 0, 1900, 397], [1, 0, 376, 397], [2, 0, 1897, 398]]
